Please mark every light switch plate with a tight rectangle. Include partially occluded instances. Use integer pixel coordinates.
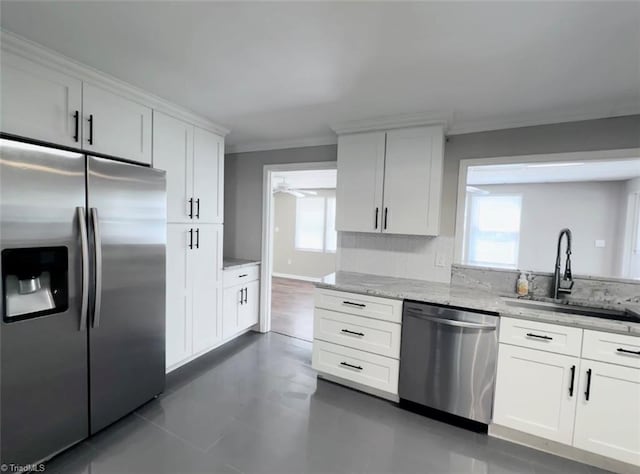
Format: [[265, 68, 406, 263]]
[[595, 240, 606, 248]]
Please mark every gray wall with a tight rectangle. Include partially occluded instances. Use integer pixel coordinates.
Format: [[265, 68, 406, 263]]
[[224, 115, 640, 278], [224, 145, 337, 259], [465, 181, 626, 277], [273, 189, 336, 279]]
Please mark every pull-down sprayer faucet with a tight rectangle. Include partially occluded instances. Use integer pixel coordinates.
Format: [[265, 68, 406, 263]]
[[553, 228, 574, 299]]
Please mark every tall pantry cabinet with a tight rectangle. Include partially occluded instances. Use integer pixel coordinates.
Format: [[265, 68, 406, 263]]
[[153, 111, 225, 370]]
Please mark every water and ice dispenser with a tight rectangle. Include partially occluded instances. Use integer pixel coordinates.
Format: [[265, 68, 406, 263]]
[[2, 247, 69, 322]]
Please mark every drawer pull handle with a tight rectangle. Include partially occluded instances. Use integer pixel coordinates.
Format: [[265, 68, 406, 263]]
[[526, 333, 553, 341], [616, 348, 640, 356], [340, 362, 363, 371], [342, 301, 366, 308], [238, 274, 248, 278], [585, 368, 592, 401], [569, 364, 576, 397], [341, 329, 365, 337]]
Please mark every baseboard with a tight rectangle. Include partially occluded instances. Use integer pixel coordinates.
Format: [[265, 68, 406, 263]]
[[165, 328, 255, 374], [489, 424, 637, 474], [272, 272, 322, 283], [317, 372, 399, 403]]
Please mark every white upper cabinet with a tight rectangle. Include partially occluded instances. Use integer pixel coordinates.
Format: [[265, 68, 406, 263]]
[[1, 51, 82, 147], [383, 126, 444, 235], [193, 127, 224, 224], [335, 125, 444, 236], [82, 83, 152, 164], [336, 131, 386, 233], [573, 360, 640, 466], [153, 111, 194, 223]]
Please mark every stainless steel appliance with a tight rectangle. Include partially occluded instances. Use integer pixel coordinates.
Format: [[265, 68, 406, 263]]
[[399, 301, 499, 426], [0, 138, 166, 466]]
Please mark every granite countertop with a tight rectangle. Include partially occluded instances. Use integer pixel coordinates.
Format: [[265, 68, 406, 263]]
[[317, 272, 640, 336], [222, 257, 261, 270]]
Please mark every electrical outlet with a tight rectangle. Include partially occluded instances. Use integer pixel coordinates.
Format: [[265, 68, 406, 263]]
[[595, 240, 606, 248], [435, 252, 447, 268]]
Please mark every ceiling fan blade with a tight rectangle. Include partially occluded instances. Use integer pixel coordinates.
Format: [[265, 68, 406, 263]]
[[302, 190, 318, 195], [288, 190, 306, 198]]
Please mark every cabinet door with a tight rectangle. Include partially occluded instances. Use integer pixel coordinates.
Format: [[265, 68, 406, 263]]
[[382, 126, 443, 236], [190, 224, 223, 353], [166, 225, 193, 369], [152, 112, 194, 223], [335, 131, 385, 233], [82, 83, 152, 164], [193, 127, 224, 224], [222, 285, 242, 340], [573, 361, 640, 465], [239, 280, 260, 331], [493, 344, 579, 444], [1, 51, 82, 147]]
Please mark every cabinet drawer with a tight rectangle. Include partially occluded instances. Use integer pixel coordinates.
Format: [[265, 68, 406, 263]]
[[314, 288, 402, 323], [223, 264, 260, 288], [314, 308, 401, 359], [312, 340, 399, 395], [582, 330, 640, 369], [499, 317, 582, 357]]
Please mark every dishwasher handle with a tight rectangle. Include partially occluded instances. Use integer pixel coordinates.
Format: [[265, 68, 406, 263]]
[[406, 311, 497, 330]]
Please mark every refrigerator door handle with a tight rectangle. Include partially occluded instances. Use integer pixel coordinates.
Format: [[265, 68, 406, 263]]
[[91, 207, 103, 328], [77, 207, 90, 331]]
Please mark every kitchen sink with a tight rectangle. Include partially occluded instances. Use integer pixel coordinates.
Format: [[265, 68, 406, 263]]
[[502, 297, 640, 323]]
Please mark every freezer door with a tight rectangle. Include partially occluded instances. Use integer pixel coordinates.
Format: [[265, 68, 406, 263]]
[[0, 139, 89, 465], [87, 156, 166, 434]]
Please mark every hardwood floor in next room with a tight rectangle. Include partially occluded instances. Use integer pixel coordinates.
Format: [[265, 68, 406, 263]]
[[271, 277, 315, 342]]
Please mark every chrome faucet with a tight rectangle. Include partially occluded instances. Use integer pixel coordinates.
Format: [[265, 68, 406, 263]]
[[553, 228, 574, 299]]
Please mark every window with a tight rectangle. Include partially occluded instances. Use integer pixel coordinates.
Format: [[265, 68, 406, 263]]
[[465, 194, 522, 268], [295, 196, 337, 253]]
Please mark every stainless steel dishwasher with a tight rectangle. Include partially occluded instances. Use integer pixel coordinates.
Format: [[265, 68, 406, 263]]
[[399, 301, 499, 426]]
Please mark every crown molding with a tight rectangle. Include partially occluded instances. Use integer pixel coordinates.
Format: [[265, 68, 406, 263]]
[[0, 29, 230, 136], [330, 112, 451, 135], [446, 105, 640, 136], [226, 135, 337, 155]]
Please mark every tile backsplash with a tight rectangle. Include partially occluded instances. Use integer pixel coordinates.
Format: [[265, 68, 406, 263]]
[[337, 232, 454, 283]]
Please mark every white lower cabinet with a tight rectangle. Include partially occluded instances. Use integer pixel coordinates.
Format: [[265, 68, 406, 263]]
[[493, 317, 640, 467], [165, 224, 223, 371], [493, 344, 579, 444], [222, 265, 260, 340], [573, 360, 640, 466], [312, 289, 402, 399]]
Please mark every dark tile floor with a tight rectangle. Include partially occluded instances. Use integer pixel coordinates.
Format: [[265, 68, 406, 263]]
[[46, 332, 610, 474]]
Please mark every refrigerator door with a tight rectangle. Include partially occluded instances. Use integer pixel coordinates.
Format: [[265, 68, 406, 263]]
[[87, 156, 166, 434], [0, 139, 89, 465]]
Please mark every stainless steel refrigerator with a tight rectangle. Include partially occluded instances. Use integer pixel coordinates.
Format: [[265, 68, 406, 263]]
[[0, 138, 166, 466]]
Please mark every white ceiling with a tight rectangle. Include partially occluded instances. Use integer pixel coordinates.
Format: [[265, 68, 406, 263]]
[[467, 159, 640, 185], [272, 169, 337, 190], [2, 2, 638, 153]]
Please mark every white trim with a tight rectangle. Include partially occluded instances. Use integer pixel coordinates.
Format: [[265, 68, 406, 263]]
[[226, 135, 337, 154], [447, 106, 640, 136], [331, 112, 450, 135], [453, 147, 640, 266], [272, 272, 322, 283], [165, 328, 255, 373], [0, 29, 230, 136], [259, 161, 338, 334]]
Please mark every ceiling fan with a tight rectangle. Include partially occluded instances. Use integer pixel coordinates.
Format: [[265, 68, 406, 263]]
[[273, 177, 318, 198]]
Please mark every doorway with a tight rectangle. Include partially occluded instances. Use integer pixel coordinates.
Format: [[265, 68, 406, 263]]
[[259, 162, 337, 342]]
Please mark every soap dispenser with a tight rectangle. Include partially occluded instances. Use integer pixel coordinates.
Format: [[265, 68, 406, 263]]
[[516, 272, 529, 297]]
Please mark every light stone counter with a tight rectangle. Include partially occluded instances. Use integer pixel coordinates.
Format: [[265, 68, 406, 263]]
[[222, 257, 261, 270], [317, 272, 640, 336]]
